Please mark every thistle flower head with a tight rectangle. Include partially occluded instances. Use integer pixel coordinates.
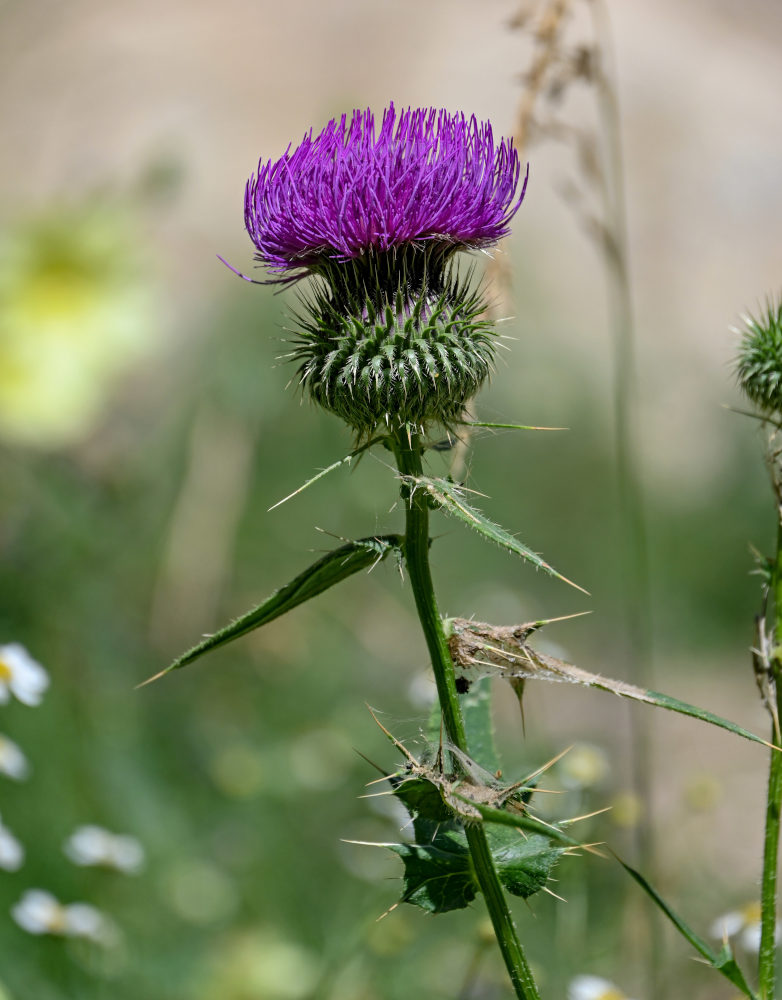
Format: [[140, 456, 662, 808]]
[[239, 105, 527, 436], [736, 298, 782, 414], [245, 103, 526, 279]]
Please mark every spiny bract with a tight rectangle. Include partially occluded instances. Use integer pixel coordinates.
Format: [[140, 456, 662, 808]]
[[291, 247, 495, 434]]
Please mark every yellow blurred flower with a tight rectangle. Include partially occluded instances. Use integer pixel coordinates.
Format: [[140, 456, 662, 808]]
[[198, 928, 321, 1000], [609, 791, 643, 829], [557, 743, 609, 790], [0, 203, 157, 447]]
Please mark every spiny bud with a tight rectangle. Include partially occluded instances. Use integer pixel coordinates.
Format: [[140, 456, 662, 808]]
[[736, 299, 782, 414], [291, 247, 494, 434]]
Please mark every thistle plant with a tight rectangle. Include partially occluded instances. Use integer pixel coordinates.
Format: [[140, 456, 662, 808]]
[[155, 105, 778, 1000], [736, 298, 782, 1000]]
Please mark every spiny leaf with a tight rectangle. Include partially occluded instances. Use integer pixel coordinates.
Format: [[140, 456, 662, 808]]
[[147, 535, 402, 683], [487, 826, 564, 900], [387, 824, 561, 914], [393, 775, 455, 828], [405, 475, 587, 594], [446, 618, 776, 751], [616, 855, 757, 999], [388, 831, 476, 913]]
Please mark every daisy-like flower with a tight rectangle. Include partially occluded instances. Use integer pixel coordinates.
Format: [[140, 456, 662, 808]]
[[0, 644, 49, 706], [0, 814, 24, 871], [11, 889, 118, 945], [710, 901, 781, 952], [0, 733, 30, 780], [237, 104, 528, 436], [568, 974, 636, 1000], [63, 825, 144, 874], [244, 103, 526, 279]]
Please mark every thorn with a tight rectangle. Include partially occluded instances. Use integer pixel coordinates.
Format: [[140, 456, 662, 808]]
[[562, 806, 612, 825], [531, 610, 593, 629], [366, 705, 419, 765], [353, 747, 391, 778], [341, 838, 396, 847], [135, 667, 170, 689], [364, 774, 399, 788], [521, 746, 573, 785], [376, 901, 400, 922]]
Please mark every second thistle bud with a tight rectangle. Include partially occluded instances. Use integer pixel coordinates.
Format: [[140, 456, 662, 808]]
[[736, 299, 782, 415]]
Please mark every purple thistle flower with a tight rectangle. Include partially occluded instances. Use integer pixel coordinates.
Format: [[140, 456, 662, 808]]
[[243, 103, 527, 280]]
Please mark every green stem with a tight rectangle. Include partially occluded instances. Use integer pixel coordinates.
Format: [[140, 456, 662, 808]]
[[393, 432, 541, 1000], [759, 509, 782, 999]]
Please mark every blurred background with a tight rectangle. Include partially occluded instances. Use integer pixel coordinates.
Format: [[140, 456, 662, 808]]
[[1, 0, 781, 997]]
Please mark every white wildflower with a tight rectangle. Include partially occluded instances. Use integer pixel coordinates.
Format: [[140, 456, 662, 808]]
[[0, 814, 24, 871], [710, 901, 781, 952], [568, 974, 636, 1000], [63, 825, 144, 874], [0, 734, 30, 780], [0, 644, 49, 706], [11, 889, 118, 945]]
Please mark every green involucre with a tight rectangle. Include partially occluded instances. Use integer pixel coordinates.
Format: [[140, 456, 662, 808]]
[[290, 246, 495, 435], [736, 299, 782, 414]]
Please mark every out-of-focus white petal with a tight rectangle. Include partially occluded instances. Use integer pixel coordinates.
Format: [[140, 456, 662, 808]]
[[109, 835, 145, 874], [710, 909, 747, 939], [0, 644, 49, 706], [0, 819, 24, 871], [64, 825, 144, 874], [568, 975, 630, 1000], [741, 922, 762, 952], [11, 889, 119, 945], [740, 920, 782, 952], [0, 734, 30, 780], [64, 903, 112, 942], [11, 890, 62, 934]]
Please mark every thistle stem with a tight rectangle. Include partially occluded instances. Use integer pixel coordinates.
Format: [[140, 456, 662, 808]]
[[393, 432, 541, 1000], [759, 508, 782, 999]]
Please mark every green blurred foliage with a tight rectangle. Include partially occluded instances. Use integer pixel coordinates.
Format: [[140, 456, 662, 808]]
[[0, 199, 773, 1000]]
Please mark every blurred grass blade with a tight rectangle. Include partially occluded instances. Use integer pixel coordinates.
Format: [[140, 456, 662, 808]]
[[146, 534, 402, 682], [616, 855, 757, 998], [457, 421, 567, 431], [407, 475, 587, 594], [268, 436, 385, 510]]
